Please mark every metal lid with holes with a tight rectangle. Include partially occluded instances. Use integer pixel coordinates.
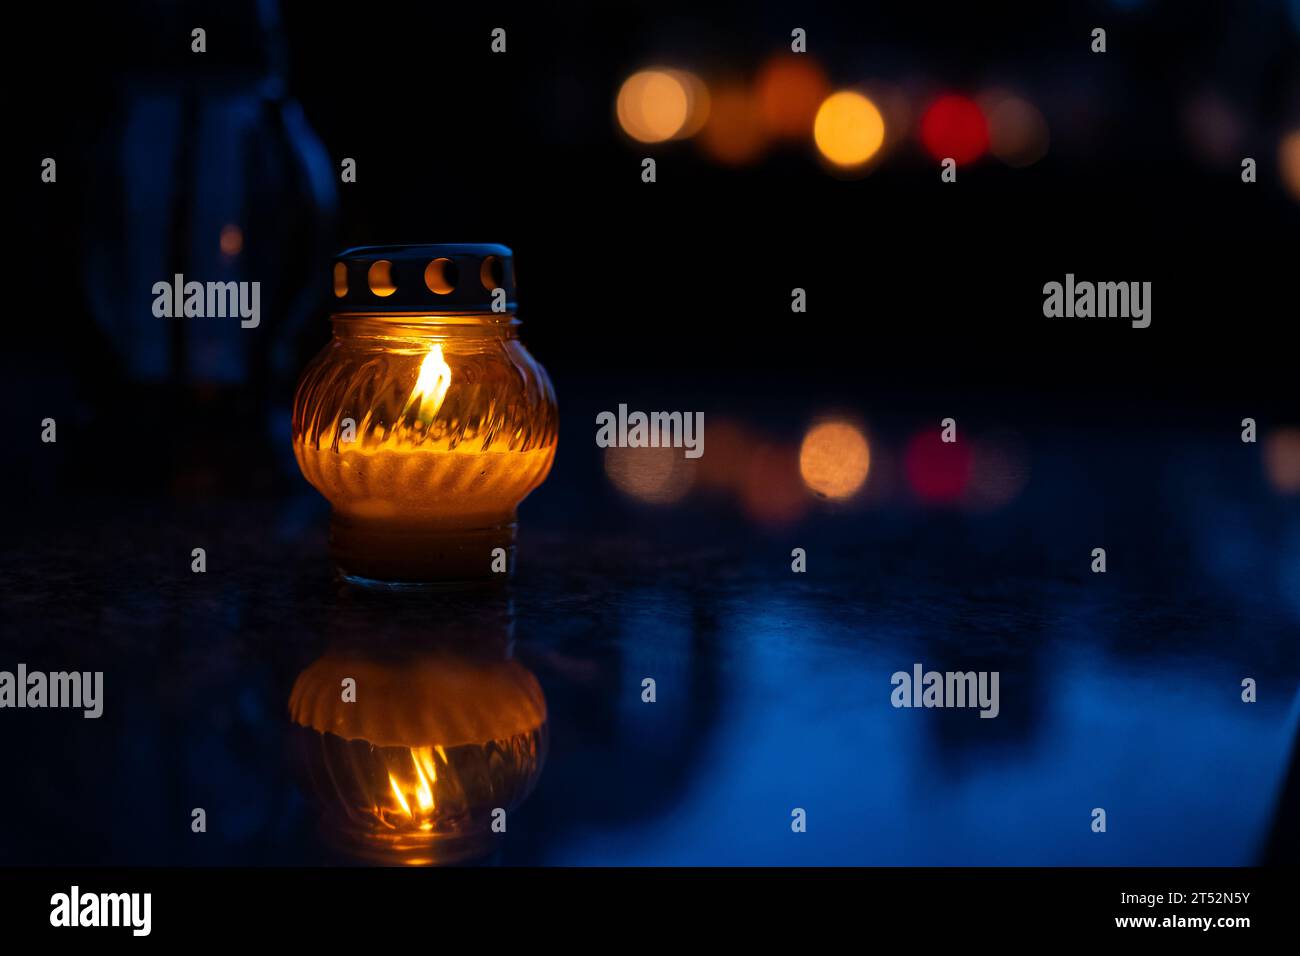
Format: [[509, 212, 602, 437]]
[[331, 243, 517, 314]]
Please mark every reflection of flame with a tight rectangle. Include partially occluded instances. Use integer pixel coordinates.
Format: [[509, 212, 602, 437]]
[[290, 652, 548, 865], [403, 346, 452, 425], [383, 746, 441, 830]]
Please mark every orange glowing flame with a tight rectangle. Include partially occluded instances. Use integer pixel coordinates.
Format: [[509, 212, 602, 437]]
[[402, 345, 452, 426]]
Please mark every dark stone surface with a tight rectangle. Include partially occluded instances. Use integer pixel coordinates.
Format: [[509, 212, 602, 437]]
[[2, 426, 1297, 865]]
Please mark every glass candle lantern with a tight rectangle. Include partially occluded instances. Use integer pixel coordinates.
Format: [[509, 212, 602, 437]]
[[292, 244, 558, 586]]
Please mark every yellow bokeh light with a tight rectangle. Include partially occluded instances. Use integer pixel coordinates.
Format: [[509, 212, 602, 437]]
[[799, 421, 871, 499], [813, 91, 885, 168], [617, 69, 692, 143]]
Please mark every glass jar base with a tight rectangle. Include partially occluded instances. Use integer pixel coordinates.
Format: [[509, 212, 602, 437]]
[[330, 513, 516, 585], [321, 821, 500, 866]]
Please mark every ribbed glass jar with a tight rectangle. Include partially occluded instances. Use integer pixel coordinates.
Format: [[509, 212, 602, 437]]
[[291, 245, 557, 585]]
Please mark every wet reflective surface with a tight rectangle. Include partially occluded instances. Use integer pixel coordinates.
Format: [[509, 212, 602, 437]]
[[2, 421, 1297, 866]]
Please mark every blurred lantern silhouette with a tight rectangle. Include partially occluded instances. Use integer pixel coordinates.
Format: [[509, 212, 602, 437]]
[[919, 94, 989, 164], [698, 84, 768, 165], [904, 429, 974, 504], [981, 91, 1050, 168], [83, 0, 336, 393], [1264, 427, 1300, 494], [799, 419, 871, 499], [289, 606, 547, 866], [814, 90, 887, 170], [755, 55, 830, 139]]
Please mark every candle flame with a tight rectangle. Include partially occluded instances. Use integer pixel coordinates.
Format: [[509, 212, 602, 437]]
[[385, 746, 439, 829], [403, 345, 452, 426]]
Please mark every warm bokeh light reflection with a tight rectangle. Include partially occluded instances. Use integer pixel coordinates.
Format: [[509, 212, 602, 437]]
[[799, 420, 871, 499], [219, 223, 243, 257], [983, 93, 1050, 167], [813, 91, 886, 168], [755, 55, 830, 138], [605, 445, 696, 504], [1264, 427, 1300, 494]]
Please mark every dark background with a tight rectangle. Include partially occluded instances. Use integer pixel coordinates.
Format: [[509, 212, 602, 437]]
[[14, 0, 1299, 402], [2, 0, 1297, 867]]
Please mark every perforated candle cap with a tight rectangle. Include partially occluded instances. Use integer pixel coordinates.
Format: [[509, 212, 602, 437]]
[[331, 243, 517, 314]]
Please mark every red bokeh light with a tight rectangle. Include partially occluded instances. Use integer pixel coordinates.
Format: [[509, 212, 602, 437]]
[[919, 94, 989, 165], [904, 431, 974, 504]]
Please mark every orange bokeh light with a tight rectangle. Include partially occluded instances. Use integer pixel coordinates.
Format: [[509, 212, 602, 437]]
[[698, 85, 767, 166], [220, 224, 243, 257], [1280, 130, 1300, 202], [616, 68, 709, 144], [696, 417, 752, 490], [755, 55, 831, 138], [799, 420, 871, 499], [740, 444, 808, 527]]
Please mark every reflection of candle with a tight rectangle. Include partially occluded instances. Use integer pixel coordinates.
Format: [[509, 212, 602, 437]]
[[292, 244, 558, 586], [290, 648, 548, 866]]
